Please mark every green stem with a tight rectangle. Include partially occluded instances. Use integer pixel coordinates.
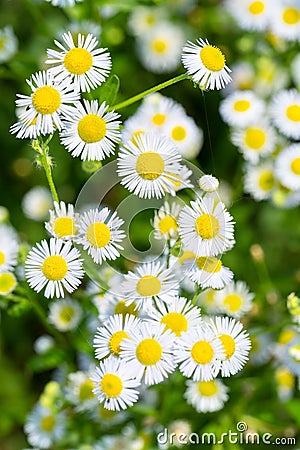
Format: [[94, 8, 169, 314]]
[[109, 74, 191, 112], [34, 137, 59, 203]]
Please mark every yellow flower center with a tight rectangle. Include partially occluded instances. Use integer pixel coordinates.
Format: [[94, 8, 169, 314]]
[[152, 113, 166, 126], [244, 128, 266, 150], [78, 114, 107, 143], [136, 338, 162, 365], [101, 373, 123, 397], [131, 129, 145, 146], [278, 329, 296, 345], [136, 152, 165, 180], [233, 100, 251, 112], [195, 214, 220, 239], [191, 340, 214, 364], [200, 45, 226, 72], [0, 273, 17, 294], [42, 255, 68, 281], [86, 222, 111, 248], [32, 86, 61, 115], [136, 275, 161, 297], [64, 47, 93, 75], [286, 104, 300, 122], [171, 125, 187, 141], [178, 250, 196, 265], [219, 334, 235, 359], [152, 40, 167, 54], [248, 1, 265, 15], [223, 294, 243, 312], [40, 415, 56, 432], [291, 158, 300, 175], [53, 217, 77, 238], [205, 289, 216, 304], [282, 7, 300, 25], [114, 300, 138, 317], [109, 330, 129, 356], [161, 312, 188, 336], [275, 368, 295, 388], [258, 171, 275, 191], [79, 380, 95, 401], [196, 257, 222, 273], [0, 251, 5, 266], [59, 306, 75, 323], [158, 216, 178, 235], [197, 380, 218, 396]]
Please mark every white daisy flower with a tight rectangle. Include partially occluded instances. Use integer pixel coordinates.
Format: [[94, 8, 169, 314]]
[[199, 175, 219, 193], [127, 6, 166, 36], [91, 356, 140, 410], [224, 61, 255, 93], [244, 161, 276, 201], [24, 404, 66, 449], [25, 238, 84, 298], [122, 260, 179, 311], [0, 26, 18, 63], [45, 201, 79, 240], [147, 296, 202, 337], [0, 272, 17, 296], [178, 197, 235, 257], [138, 93, 185, 132], [93, 314, 141, 360], [215, 280, 255, 319], [231, 121, 277, 163], [275, 144, 300, 191], [46, 32, 111, 92], [225, 0, 271, 31], [137, 22, 185, 74], [184, 378, 229, 413], [0, 224, 18, 273], [34, 335, 55, 354], [48, 297, 83, 331], [185, 256, 234, 290], [219, 90, 265, 128], [270, 89, 300, 140], [275, 367, 295, 401], [209, 316, 251, 377], [10, 71, 79, 138], [153, 201, 181, 240], [269, 1, 300, 42], [46, 0, 82, 7], [117, 132, 182, 199], [22, 187, 53, 221], [65, 371, 98, 412], [164, 113, 203, 159], [182, 38, 232, 90], [75, 207, 125, 265], [121, 112, 147, 147], [60, 100, 121, 161], [174, 325, 224, 381], [120, 322, 176, 385]]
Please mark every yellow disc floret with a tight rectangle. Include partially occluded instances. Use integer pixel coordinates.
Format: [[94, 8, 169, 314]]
[[32, 86, 61, 115], [109, 330, 129, 356], [64, 48, 93, 75], [195, 214, 220, 239], [136, 152, 165, 180], [136, 275, 161, 297], [40, 415, 56, 432], [248, 1, 265, 15], [233, 100, 251, 112], [78, 114, 107, 143], [161, 312, 188, 336], [0, 251, 5, 266], [158, 216, 178, 235], [191, 340, 214, 364], [42, 255, 68, 281], [101, 373, 123, 397], [54, 217, 77, 238], [198, 380, 218, 396], [244, 128, 266, 150], [282, 7, 300, 25], [223, 294, 243, 312], [0, 273, 17, 294], [171, 126, 187, 141], [219, 334, 235, 359], [136, 338, 162, 365], [291, 158, 300, 175], [200, 45, 226, 72], [86, 222, 111, 248], [196, 256, 222, 273]]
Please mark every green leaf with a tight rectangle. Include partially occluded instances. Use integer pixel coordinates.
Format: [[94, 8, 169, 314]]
[[97, 74, 120, 106]]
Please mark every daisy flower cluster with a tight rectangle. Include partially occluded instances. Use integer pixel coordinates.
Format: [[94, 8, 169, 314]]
[[218, 4, 300, 208]]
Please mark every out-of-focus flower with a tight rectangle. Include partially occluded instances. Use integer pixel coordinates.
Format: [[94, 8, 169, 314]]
[[22, 187, 53, 221]]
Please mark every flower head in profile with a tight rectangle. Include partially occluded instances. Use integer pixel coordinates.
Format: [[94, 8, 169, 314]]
[[48, 297, 83, 331], [60, 100, 121, 161], [10, 71, 79, 139], [0, 26, 18, 63], [182, 38, 232, 90], [25, 238, 84, 298], [46, 32, 111, 92]]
